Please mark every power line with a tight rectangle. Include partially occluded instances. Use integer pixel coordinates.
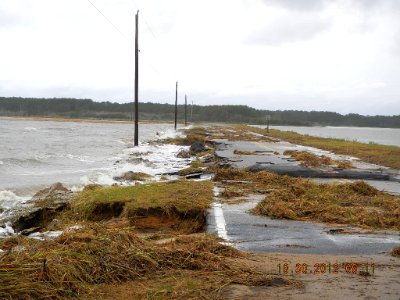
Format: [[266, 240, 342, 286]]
[[86, 0, 128, 40], [142, 15, 157, 39], [131, 0, 157, 39], [85, 0, 171, 95]]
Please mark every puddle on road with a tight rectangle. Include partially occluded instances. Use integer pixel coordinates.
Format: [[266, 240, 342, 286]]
[[207, 196, 400, 255]]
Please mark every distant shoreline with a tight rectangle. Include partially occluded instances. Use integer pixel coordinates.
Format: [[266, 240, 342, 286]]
[[2, 97, 399, 128], [0, 115, 175, 125]]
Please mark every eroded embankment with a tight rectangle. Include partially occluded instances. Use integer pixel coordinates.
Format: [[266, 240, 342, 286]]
[[0, 179, 296, 299]]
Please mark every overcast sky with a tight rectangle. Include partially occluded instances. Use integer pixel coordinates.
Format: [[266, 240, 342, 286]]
[[0, 0, 399, 115]]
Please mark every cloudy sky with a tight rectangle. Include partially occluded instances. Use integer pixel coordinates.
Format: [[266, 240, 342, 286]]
[[0, 0, 399, 115]]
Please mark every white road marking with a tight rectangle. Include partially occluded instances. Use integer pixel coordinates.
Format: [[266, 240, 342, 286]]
[[212, 186, 230, 242]]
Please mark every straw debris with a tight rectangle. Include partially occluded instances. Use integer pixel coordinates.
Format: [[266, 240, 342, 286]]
[[283, 150, 353, 169], [0, 228, 292, 299], [214, 168, 400, 230], [392, 247, 400, 257]]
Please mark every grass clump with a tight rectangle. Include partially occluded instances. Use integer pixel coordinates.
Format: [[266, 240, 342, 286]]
[[113, 171, 152, 181], [221, 186, 246, 198], [191, 159, 202, 168], [283, 150, 354, 169], [177, 167, 204, 176], [251, 180, 400, 229], [234, 149, 258, 155], [391, 247, 400, 257], [72, 180, 213, 222], [167, 127, 208, 146], [207, 125, 276, 142]]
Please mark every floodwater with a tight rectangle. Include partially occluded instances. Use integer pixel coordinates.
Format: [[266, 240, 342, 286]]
[[0, 118, 190, 222], [260, 125, 400, 147]]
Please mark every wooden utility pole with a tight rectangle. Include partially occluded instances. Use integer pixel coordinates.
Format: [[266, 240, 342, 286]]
[[134, 10, 139, 146], [184, 95, 187, 126], [174, 81, 178, 130]]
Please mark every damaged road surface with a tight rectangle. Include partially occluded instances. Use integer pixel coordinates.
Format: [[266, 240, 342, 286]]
[[207, 194, 400, 255], [213, 139, 400, 193], [208, 136, 400, 255]]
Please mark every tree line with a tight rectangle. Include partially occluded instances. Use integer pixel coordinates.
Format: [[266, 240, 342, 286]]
[[0, 97, 399, 128]]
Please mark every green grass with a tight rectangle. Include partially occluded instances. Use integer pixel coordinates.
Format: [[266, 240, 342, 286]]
[[239, 125, 400, 169], [72, 180, 213, 220], [177, 167, 204, 176]]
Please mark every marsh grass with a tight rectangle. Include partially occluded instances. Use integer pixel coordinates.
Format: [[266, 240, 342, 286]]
[[72, 180, 213, 221], [392, 247, 400, 257], [220, 186, 246, 198], [0, 226, 291, 299], [207, 126, 276, 142], [233, 149, 259, 155], [114, 171, 152, 181], [166, 127, 209, 145], [214, 168, 400, 230], [167, 125, 276, 146], [177, 167, 204, 176], [283, 150, 353, 169]]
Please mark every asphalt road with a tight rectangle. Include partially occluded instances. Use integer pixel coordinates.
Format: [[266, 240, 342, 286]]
[[207, 196, 400, 255], [207, 139, 400, 254]]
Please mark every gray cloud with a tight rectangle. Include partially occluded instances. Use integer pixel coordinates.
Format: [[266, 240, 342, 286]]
[[391, 31, 400, 58], [261, 0, 400, 13], [349, 0, 400, 11], [261, 0, 331, 11], [246, 15, 331, 46], [343, 0, 400, 12], [0, 8, 26, 28]]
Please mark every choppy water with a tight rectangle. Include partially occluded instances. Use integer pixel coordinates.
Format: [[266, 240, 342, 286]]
[[265, 126, 400, 147], [0, 118, 190, 224]]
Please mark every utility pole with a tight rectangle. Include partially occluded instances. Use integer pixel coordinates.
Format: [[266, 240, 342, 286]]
[[134, 10, 139, 146], [184, 95, 187, 126], [174, 81, 178, 130]]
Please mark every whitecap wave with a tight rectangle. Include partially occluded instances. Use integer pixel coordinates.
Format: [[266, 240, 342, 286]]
[[65, 154, 94, 163], [24, 126, 38, 131], [0, 190, 32, 224], [0, 190, 30, 211], [116, 143, 191, 176], [0, 222, 15, 238], [80, 173, 117, 186], [156, 128, 185, 140], [2, 157, 43, 167]]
